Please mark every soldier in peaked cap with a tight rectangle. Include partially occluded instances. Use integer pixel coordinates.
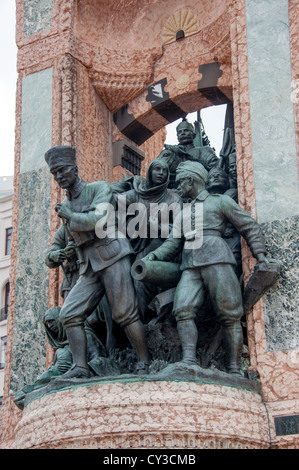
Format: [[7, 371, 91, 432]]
[[45, 145, 76, 166], [44, 145, 150, 378], [143, 161, 269, 375]]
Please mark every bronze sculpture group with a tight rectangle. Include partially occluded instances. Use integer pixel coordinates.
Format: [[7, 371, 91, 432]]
[[15, 118, 278, 408]]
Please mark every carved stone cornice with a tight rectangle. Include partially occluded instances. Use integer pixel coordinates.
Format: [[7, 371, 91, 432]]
[[89, 69, 152, 112], [73, 39, 162, 112]]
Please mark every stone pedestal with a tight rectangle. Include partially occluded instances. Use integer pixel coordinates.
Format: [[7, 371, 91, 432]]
[[13, 379, 270, 449]]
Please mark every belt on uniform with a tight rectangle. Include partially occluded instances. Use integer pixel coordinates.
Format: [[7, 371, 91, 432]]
[[202, 229, 222, 237]]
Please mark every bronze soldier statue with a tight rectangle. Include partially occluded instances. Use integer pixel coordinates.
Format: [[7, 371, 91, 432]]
[[144, 161, 269, 375], [44, 145, 150, 378], [156, 118, 219, 188], [116, 158, 182, 321]]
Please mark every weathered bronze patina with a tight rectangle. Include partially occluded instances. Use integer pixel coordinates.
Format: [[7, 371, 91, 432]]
[[156, 118, 219, 187], [44, 145, 150, 379], [17, 119, 281, 404], [142, 160, 270, 374]]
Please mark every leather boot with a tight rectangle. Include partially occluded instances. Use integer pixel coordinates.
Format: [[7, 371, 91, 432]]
[[124, 320, 151, 374], [63, 325, 92, 378], [177, 319, 198, 365], [223, 322, 243, 375]]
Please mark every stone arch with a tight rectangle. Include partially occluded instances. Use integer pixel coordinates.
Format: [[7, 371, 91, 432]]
[[112, 61, 232, 147], [72, 0, 233, 146]]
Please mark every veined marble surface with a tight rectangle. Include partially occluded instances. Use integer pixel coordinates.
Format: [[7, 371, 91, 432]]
[[246, 0, 299, 224], [11, 68, 53, 392], [261, 215, 299, 352], [24, 0, 53, 36], [20, 68, 53, 174]]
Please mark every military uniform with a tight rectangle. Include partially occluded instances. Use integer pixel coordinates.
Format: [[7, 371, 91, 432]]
[[57, 178, 138, 330], [44, 145, 150, 378], [151, 187, 266, 372], [152, 189, 265, 322], [157, 144, 217, 188], [45, 224, 79, 299]]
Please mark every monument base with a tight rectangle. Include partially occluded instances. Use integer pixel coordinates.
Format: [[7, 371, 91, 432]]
[[13, 366, 270, 449]]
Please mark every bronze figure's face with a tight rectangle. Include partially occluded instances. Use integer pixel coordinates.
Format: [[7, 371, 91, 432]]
[[176, 176, 193, 198], [50, 165, 78, 189], [229, 161, 237, 179], [151, 163, 168, 186], [45, 319, 59, 334], [207, 168, 229, 192], [176, 122, 195, 145]]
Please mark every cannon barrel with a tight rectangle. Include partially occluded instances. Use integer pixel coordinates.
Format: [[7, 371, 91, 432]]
[[131, 259, 181, 288]]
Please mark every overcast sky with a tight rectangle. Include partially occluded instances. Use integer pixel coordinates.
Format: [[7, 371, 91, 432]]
[[0, 0, 226, 177], [165, 107, 226, 152]]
